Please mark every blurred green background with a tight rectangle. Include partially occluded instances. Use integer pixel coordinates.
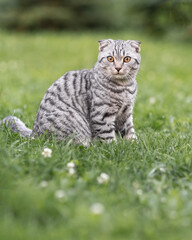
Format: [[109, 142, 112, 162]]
[[1, 1, 192, 240], [0, 0, 191, 40]]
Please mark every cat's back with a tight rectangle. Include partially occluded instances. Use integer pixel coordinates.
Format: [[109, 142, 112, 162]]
[[49, 69, 91, 98], [39, 69, 93, 107], [32, 69, 92, 135]]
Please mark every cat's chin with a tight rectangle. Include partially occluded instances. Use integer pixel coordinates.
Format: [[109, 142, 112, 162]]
[[111, 74, 128, 81]]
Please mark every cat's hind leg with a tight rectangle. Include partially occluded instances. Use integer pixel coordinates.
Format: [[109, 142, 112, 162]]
[[65, 110, 92, 145], [33, 109, 92, 146]]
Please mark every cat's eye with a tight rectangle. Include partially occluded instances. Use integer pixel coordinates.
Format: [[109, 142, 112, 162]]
[[124, 56, 131, 63], [107, 56, 114, 62]]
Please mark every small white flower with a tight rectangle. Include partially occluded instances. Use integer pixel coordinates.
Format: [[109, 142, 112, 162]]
[[42, 148, 52, 158], [136, 189, 143, 196], [159, 167, 166, 173], [149, 97, 156, 104], [170, 116, 174, 124], [66, 161, 76, 176], [55, 189, 65, 199], [68, 168, 76, 176], [97, 173, 110, 184], [90, 203, 104, 215], [40, 180, 48, 188], [67, 161, 75, 169]]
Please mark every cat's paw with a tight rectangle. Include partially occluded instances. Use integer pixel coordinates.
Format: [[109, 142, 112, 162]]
[[100, 137, 117, 144], [81, 140, 91, 147], [125, 133, 137, 141], [106, 138, 117, 144]]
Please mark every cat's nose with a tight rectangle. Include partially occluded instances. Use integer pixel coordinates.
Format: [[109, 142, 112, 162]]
[[115, 67, 122, 72]]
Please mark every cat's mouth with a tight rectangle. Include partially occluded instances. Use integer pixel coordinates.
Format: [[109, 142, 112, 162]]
[[113, 70, 125, 77], [113, 71, 124, 76], [116, 71, 123, 75]]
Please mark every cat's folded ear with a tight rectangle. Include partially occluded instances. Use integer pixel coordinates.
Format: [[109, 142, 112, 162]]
[[98, 39, 112, 52], [129, 40, 141, 53]]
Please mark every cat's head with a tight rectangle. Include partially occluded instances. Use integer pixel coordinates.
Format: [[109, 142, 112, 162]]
[[97, 39, 141, 82]]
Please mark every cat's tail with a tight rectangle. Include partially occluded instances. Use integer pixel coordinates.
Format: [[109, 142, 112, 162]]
[[0, 116, 32, 137]]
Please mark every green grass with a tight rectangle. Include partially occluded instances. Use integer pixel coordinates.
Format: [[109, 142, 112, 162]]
[[0, 30, 192, 240]]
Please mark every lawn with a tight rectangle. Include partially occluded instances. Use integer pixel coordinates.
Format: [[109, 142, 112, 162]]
[[0, 30, 192, 240]]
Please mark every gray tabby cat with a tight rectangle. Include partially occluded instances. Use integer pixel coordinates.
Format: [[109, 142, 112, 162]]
[[1, 39, 141, 145]]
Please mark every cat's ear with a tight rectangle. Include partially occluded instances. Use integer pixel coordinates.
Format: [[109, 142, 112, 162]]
[[129, 40, 141, 53], [98, 39, 112, 52]]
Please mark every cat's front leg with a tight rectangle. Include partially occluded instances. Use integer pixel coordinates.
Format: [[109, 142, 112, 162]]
[[91, 111, 117, 143], [123, 114, 137, 141], [116, 105, 137, 141]]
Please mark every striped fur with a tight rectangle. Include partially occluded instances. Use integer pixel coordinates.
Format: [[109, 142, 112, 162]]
[[1, 39, 141, 145]]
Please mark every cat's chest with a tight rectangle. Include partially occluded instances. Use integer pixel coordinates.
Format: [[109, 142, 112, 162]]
[[106, 83, 136, 105], [109, 89, 135, 113], [92, 82, 136, 112]]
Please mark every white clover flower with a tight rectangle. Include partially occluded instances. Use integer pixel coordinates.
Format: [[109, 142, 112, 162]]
[[136, 189, 143, 196], [67, 161, 75, 169], [55, 189, 65, 199], [68, 168, 76, 176], [42, 148, 52, 158], [66, 161, 76, 176], [40, 180, 48, 188], [90, 203, 105, 215], [170, 116, 175, 124], [149, 97, 156, 104], [159, 167, 166, 173], [97, 173, 110, 184]]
